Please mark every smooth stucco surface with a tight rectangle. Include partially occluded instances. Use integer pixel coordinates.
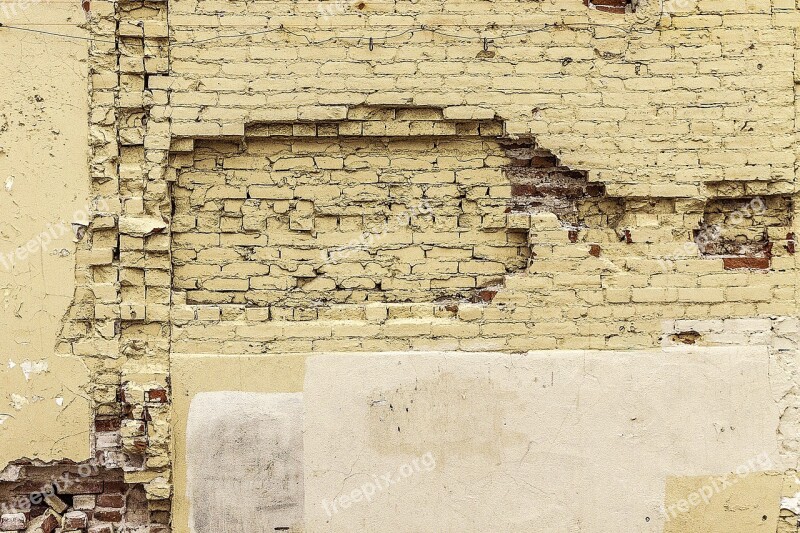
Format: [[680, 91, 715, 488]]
[[186, 392, 304, 533], [303, 349, 783, 532]]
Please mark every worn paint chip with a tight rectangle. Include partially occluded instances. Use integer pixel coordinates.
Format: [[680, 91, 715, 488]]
[[19, 360, 48, 380]]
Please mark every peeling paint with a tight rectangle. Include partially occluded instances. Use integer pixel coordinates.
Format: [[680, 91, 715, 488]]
[[780, 491, 800, 515], [19, 360, 48, 381]]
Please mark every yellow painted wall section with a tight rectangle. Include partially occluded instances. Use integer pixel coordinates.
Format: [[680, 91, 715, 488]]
[[0, 3, 92, 468]]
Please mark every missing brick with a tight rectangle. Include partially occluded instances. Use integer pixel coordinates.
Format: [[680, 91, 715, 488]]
[[670, 331, 702, 345], [584, 0, 635, 14], [502, 139, 605, 227], [694, 196, 792, 269]]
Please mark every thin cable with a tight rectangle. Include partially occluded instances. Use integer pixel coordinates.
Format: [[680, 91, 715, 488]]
[[0, 17, 681, 48], [172, 26, 282, 46], [0, 23, 117, 43]]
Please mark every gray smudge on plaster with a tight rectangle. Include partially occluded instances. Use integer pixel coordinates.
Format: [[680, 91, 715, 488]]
[[186, 392, 303, 533]]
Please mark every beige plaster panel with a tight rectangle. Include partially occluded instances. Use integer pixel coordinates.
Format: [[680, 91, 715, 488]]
[[304, 349, 785, 532], [0, 4, 92, 467]]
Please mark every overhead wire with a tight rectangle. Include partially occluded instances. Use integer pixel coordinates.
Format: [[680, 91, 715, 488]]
[[0, 15, 671, 49]]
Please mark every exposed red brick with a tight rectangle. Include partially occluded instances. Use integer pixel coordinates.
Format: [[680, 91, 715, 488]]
[[94, 417, 121, 432], [475, 289, 498, 303], [589, 244, 601, 257], [97, 494, 125, 508], [59, 477, 104, 495], [786, 233, 795, 254], [93, 509, 123, 522], [103, 481, 126, 493], [146, 388, 168, 403], [568, 230, 578, 243], [41, 511, 59, 533], [622, 230, 632, 244], [722, 257, 770, 270]]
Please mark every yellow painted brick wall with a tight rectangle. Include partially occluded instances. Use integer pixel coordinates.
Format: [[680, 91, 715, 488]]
[[36, 0, 800, 529]]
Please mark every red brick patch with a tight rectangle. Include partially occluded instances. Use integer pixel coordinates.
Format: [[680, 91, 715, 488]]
[[722, 257, 770, 270]]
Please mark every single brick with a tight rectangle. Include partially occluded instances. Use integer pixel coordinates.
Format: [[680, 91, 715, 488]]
[[0, 512, 26, 531], [72, 494, 97, 510], [43, 494, 68, 514], [63, 511, 88, 530], [93, 509, 123, 522], [722, 257, 770, 270], [96, 494, 125, 508]]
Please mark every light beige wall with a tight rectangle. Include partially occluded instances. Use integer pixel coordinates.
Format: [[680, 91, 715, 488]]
[[0, 3, 91, 468], [171, 346, 793, 533]]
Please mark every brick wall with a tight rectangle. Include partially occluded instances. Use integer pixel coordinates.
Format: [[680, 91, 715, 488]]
[[2, 0, 797, 531]]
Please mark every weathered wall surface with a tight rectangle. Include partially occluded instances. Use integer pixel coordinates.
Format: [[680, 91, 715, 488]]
[[2, 0, 800, 531], [0, 3, 92, 468]]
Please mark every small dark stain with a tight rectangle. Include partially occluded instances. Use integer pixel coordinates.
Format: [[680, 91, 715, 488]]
[[568, 230, 578, 243], [671, 331, 701, 345]]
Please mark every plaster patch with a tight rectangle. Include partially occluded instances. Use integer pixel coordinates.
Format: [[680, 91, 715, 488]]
[[304, 349, 784, 533], [186, 392, 304, 533], [664, 471, 783, 532]]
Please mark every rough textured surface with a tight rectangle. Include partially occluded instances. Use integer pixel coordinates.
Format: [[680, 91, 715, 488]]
[[2, 0, 800, 531]]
